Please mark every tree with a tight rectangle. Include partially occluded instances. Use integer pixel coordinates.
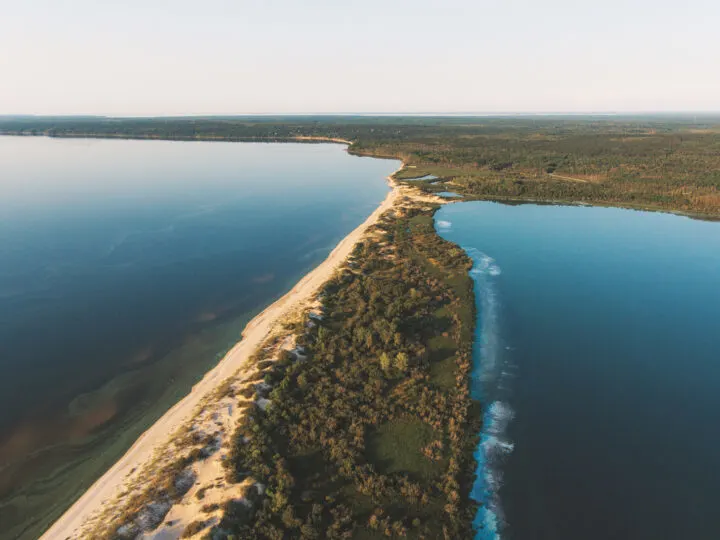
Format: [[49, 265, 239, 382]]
[[379, 352, 391, 371], [395, 352, 409, 372]]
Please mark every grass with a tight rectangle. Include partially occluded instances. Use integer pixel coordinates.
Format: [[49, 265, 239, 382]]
[[429, 356, 457, 391], [366, 419, 443, 482]]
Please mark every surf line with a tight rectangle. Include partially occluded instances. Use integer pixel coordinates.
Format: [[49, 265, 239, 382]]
[[464, 247, 515, 540]]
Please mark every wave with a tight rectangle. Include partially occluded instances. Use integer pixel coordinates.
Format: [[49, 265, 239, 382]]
[[469, 250, 502, 277], [436, 219, 452, 231], [473, 400, 515, 540], [466, 248, 503, 395], [463, 247, 514, 540]]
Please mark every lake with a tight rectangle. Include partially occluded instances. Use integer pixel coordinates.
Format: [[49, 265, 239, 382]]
[[436, 201, 720, 540], [0, 136, 398, 539]]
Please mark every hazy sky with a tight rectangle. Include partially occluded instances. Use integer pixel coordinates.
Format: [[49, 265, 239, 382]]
[[2, 0, 718, 115]]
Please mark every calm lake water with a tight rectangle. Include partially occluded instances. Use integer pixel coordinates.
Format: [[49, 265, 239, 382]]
[[436, 202, 720, 540], [0, 136, 398, 539]]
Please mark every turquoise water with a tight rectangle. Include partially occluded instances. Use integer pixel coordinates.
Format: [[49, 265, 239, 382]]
[[0, 136, 398, 539], [436, 202, 720, 540]]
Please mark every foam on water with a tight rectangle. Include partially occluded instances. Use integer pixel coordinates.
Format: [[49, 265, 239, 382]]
[[469, 250, 502, 277], [436, 220, 453, 232], [473, 400, 516, 539], [463, 247, 515, 540], [467, 249, 503, 391]]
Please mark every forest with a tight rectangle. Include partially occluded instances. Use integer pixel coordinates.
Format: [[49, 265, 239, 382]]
[[210, 200, 480, 539], [2, 114, 719, 217]]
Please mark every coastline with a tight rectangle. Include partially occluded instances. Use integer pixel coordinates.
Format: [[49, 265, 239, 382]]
[[41, 163, 405, 539], [0, 131, 354, 146], [3, 131, 716, 222]]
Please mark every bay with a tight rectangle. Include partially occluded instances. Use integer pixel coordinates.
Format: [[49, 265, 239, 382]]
[[0, 136, 398, 539]]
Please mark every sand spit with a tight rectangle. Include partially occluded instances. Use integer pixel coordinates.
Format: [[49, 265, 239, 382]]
[[42, 163, 446, 540]]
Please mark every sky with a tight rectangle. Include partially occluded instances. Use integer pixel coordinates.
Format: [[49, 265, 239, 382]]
[[1, 0, 719, 115]]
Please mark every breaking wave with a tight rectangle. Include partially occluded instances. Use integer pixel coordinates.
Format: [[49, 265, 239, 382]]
[[464, 247, 515, 540], [469, 250, 502, 277], [436, 220, 453, 231], [466, 248, 504, 393]]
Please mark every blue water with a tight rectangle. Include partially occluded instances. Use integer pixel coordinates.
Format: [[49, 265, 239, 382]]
[[405, 174, 438, 181], [436, 202, 720, 540], [0, 136, 398, 539]]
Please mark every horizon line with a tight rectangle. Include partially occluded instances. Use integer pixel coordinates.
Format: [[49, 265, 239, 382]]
[[2, 111, 720, 119]]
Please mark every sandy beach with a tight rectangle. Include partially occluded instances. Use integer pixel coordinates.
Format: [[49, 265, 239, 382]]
[[41, 165, 405, 540]]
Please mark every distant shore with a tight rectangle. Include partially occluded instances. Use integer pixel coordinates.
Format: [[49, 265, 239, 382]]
[[41, 161, 406, 539], [3, 129, 716, 223], [0, 130, 353, 145]]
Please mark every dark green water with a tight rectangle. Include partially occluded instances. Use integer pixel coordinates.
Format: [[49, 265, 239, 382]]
[[0, 136, 398, 539], [436, 201, 720, 540]]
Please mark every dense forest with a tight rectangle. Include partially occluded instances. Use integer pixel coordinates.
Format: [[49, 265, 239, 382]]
[[209, 201, 479, 539], [2, 114, 720, 217]]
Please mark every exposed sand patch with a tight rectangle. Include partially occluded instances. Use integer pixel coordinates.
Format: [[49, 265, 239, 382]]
[[548, 172, 590, 183]]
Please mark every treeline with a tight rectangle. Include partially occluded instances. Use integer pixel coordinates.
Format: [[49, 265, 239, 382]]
[[3, 115, 719, 216], [356, 130, 720, 216], [2, 114, 719, 146], [4, 115, 718, 216], [211, 203, 479, 539]]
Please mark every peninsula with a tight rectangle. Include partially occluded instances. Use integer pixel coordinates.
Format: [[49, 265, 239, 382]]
[[38, 159, 478, 539], [2, 114, 719, 539]]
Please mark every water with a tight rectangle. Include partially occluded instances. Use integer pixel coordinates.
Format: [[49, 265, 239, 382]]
[[436, 201, 720, 540], [0, 136, 398, 539], [405, 174, 438, 181]]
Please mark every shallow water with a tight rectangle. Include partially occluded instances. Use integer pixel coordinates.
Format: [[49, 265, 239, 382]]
[[405, 174, 438, 181], [436, 201, 720, 540], [0, 136, 398, 539]]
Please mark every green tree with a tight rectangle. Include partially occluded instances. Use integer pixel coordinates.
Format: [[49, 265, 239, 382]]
[[380, 352, 391, 371], [395, 352, 409, 371]]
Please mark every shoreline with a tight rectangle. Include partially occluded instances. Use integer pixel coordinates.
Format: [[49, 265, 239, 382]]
[[2, 131, 715, 221], [444, 194, 720, 223], [41, 161, 405, 539], [0, 131, 354, 146]]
